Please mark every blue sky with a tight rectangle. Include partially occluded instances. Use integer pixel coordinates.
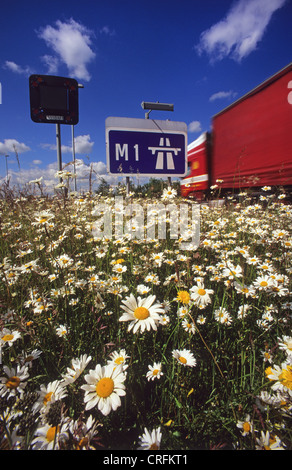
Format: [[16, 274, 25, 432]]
[[0, 0, 291, 191]]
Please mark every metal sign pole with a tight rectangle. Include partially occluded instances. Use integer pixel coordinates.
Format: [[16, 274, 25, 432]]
[[72, 125, 77, 192], [56, 123, 62, 183]]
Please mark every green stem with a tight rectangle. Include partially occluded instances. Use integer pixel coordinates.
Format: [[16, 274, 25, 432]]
[[187, 309, 225, 380]]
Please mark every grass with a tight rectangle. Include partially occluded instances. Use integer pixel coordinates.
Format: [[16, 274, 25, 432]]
[[0, 179, 291, 450]]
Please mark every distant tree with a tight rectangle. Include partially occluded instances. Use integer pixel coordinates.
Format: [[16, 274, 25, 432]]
[[96, 177, 111, 196]]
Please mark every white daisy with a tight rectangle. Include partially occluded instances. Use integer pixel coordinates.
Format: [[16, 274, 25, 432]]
[[119, 294, 164, 334], [81, 363, 126, 416], [146, 363, 163, 381], [34, 380, 67, 414], [150, 252, 165, 267], [214, 307, 233, 325], [53, 254, 74, 269], [33, 210, 54, 226], [19, 349, 42, 368], [107, 349, 129, 371], [69, 414, 101, 450], [190, 282, 213, 307], [113, 263, 127, 274], [138, 426, 162, 450], [31, 422, 69, 450], [62, 354, 92, 385], [177, 305, 190, 318], [237, 305, 251, 319], [278, 335, 292, 357], [255, 430, 285, 450], [56, 324, 69, 337], [172, 349, 197, 367], [253, 275, 275, 290], [137, 284, 151, 295], [182, 318, 196, 334], [159, 314, 170, 326], [236, 414, 253, 436], [222, 264, 243, 280], [197, 314, 206, 325], [0, 365, 29, 399], [0, 328, 21, 347]]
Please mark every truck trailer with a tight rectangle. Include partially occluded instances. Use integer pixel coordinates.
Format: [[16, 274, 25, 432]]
[[181, 63, 292, 200]]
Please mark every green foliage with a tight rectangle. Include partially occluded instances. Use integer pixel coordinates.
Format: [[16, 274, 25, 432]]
[[0, 185, 291, 450]]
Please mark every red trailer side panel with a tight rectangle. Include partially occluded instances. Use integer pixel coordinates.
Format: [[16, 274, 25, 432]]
[[211, 64, 292, 189]]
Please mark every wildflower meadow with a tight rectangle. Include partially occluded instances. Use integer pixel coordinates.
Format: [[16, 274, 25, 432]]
[[0, 175, 291, 451]]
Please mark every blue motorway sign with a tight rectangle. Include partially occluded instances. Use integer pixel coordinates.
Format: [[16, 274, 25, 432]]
[[106, 117, 187, 177]]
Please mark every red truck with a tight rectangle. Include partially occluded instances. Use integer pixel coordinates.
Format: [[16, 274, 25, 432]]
[[181, 63, 292, 200]]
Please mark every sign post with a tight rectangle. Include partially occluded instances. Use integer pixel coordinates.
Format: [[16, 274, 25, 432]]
[[56, 123, 62, 176], [29, 74, 79, 186]]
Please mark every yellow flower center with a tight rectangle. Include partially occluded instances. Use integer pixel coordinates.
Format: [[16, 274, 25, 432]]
[[76, 437, 89, 449], [153, 369, 159, 376], [96, 377, 114, 398], [260, 281, 268, 287], [149, 443, 159, 450], [6, 376, 20, 389], [134, 307, 150, 320], [24, 355, 34, 363], [179, 356, 187, 364], [264, 435, 277, 450], [114, 356, 124, 365], [46, 425, 60, 442], [2, 334, 14, 342], [243, 422, 251, 433], [177, 291, 190, 304], [197, 288, 206, 296], [43, 391, 53, 405], [279, 366, 292, 390]]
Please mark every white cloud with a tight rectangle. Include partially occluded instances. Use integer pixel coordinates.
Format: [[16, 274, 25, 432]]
[[1, 158, 109, 193], [38, 18, 96, 81], [32, 160, 42, 165], [196, 0, 287, 62], [0, 139, 31, 155], [73, 135, 94, 154], [188, 121, 202, 133], [99, 26, 116, 36], [41, 55, 59, 74], [41, 134, 94, 155], [209, 90, 237, 102], [3, 61, 33, 76]]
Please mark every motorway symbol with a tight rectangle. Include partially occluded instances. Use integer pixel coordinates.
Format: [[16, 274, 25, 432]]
[[148, 137, 182, 170]]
